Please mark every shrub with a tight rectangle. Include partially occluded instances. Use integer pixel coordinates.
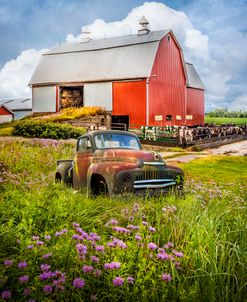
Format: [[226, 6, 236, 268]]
[[12, 120, 85, 139]]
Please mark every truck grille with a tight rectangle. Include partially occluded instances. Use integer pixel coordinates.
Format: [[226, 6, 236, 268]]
[[134, 170, 176, 190], [135, 170, 175, 181]]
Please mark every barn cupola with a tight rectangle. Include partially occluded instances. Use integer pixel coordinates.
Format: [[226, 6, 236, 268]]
[[138, 16, 150, 36], [81, 26, 92, 43]]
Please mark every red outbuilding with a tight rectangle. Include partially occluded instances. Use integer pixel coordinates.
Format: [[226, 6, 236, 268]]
[[30, 18, 205, 127], [0, 105, 14, 124]]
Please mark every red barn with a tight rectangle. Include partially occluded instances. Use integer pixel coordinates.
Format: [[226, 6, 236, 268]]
[[30, 25, 204, 127], [0, 105, 14, 124]]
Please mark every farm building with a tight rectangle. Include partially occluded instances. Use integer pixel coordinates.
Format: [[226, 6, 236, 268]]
[[0, 98, 32, 121], [30, 19, 205, 127], [0, 105, 14, 123]]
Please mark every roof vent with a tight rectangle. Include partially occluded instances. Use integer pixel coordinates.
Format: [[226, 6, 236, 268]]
[[138, 16, 150, 36], [81, 26, 92, 43]]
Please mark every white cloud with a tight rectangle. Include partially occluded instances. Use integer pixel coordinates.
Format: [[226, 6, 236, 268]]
[[66, 2, 209, 60], [229, 95, 247, 111], [0, 48, 48, 99]]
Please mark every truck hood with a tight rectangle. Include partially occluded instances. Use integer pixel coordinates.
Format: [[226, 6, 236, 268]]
[[92, 149, 164, 166]]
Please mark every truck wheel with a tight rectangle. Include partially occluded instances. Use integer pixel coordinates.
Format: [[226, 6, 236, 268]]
[[55, 173, 62, 183], [91, 174, 108, 196]]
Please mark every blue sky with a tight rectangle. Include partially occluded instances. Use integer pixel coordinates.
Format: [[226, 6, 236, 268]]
[[0, 0, 247, 111]]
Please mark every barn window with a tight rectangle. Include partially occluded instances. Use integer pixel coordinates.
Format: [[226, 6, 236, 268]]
[[60, 86, 83, 109], [167, 35, 171, 42], [166, 115, 172, 121]]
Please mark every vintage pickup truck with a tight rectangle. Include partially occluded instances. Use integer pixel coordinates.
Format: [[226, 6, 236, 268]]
[[55, 130, 184, 196]]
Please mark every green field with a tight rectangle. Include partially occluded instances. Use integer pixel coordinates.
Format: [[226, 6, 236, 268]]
[[0, 138, 247, 301], [205, 116, 247, 125]]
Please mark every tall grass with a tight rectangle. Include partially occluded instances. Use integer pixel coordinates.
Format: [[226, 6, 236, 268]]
[[0, 138, 246, 301]]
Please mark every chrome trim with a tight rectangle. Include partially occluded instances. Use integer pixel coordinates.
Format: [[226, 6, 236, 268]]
[[134, 178, 174, 184], [134, 182, 176, 189], [143, 162, 165, 166]]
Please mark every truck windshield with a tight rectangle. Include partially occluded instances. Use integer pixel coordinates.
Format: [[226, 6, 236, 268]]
[[94, 133, 140, 150]]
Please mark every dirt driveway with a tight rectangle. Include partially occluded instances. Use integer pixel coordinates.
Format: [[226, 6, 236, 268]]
[[163, 140, 247, 164]]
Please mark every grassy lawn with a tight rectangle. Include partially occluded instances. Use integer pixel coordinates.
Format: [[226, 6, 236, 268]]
[[205, 116, 247, 125], [0, 138, 246, 301]]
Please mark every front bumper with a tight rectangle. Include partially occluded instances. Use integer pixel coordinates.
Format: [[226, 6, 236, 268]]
[[116, 166, 183, 195]]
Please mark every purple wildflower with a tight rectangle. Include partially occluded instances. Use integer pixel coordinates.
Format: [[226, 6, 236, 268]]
[[127, 276, 135, 284], [4, 260, 13, 267], [36, 241, 44, 246], [161, 273, 172, 282], [106, 219, 118, 226], [43, 252, 52, 259], [142, 221, 148, 226], [135, 234, 142, 241], [82, 265, 93, 273], [1, 290, 11, 300], [40, 264, 51, 271], [55, 231, 62, 237], [73, 278, 85, 289], [27, 245, 34, 250], [55, 285, 65, 292], [113, 277, 124, 287], [104, 262, 121, 270], [147, 242, 158, 250], [127, 224, 139, 230], [19, 275, 29, 283], [172, 250, 184, 258], [91, 256, 99, 263], [76, 244, 87, 255], [94, 269, 102, 277], [23, 288, 31, 297], [72, 234, 80, 240], [95, 245, 105, 252], [157, 252, 170, 261], [73, 222, 80, 227], [149, 226, 156, 232], [39, 272, 52, 281], [167, 242, 174, 248], [32, 236, 39, 241], [44, 235, 51, 240], [88, 232, 101, 241], [18, 262, 28, 269], [43, 285, 53, 293], [112, 226, 130, 233], [175, 261, 182, 270]]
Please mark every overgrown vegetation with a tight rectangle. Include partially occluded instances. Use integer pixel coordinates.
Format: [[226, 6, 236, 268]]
[[0, 138, 246, 301], [12, 120, 85, 139], [206, 108, 247, 118], [42, 106, 104, 122]]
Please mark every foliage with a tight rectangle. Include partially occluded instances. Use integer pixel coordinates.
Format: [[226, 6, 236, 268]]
[[0, 127, 13, 136], [44, 106, 104, 122], [206, 108, 247, 118], [12, 120, 85, 139], [204, 116, 247, 125], [0, 138, 247, 301]]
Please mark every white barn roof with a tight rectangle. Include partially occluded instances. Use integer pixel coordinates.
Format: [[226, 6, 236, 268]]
[[30, 30, 204, 90], [185, 63, 205, 90], [0, 98, 32, 111], [29, 30, 169, 86]]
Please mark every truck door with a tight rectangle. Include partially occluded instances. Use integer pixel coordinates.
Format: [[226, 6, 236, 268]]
[[74, 136, 93, 187]]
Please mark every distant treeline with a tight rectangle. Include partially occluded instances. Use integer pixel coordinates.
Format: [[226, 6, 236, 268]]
[[206, 108, 247, 118]]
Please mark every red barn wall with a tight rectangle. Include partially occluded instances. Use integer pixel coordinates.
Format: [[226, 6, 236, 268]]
[[186, 88, 204, 126], [148, 34, 186, 126], [0, 107, 13, 115], [112, 80, 146, 126]]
